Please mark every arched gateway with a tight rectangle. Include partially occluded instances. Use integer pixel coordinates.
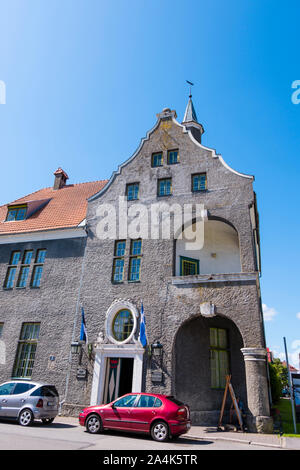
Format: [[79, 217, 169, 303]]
[[174, 314, 247, 425]]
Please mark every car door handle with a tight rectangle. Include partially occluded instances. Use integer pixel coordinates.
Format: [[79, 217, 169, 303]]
[[2, 399, 7, 403]]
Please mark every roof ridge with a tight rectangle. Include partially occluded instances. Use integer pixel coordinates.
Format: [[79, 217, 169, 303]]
[[0, 179, 108, 208]]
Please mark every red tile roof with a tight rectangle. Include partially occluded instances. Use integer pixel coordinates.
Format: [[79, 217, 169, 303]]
[[0, 180, 108, 235]]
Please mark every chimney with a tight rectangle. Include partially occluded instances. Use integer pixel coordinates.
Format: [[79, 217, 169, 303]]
[[53, 168, 69, 190]]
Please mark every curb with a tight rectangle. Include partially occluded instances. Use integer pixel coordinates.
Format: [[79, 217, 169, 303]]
[[185, 433, 283, 449]]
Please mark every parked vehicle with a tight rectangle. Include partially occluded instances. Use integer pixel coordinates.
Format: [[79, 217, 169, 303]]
[[0, 381, 59, 426], [79, 393, 191, 442]]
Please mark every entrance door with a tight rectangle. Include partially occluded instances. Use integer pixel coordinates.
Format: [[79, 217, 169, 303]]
[[104, 357, 134, 404]]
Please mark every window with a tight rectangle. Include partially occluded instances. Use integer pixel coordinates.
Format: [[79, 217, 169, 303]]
[[0, 383, 15, 395], [6, 205, 27, 221], [128, 257, 141, 281], [12, 323, 40, 379], [151, 152, 163, 167], [180, 256, 199, 276], [128, 239, 142, 281], [210, 328, 230, 389], [136, 395, 157, 407], [12, 383, 35, 395], [158, 178, 172, 197], [0, 323, 3, 338], [126, 183, 139, 201], [112, 309, 134, 342], [31, 249, 47, 288], [167, 149, 179, 165], [4, 251, 21, 289], [192, 173, 207, 192], [30, 385, 58, 397], [130, 239, 142, 256], [17, 251, 33, 288], [112, 241, 126, 283], [114, 394, 137, 408]]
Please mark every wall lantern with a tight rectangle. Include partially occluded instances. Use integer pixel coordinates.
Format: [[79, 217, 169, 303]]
[[71, 341, 81, 355], [151, 341, 163, 358]]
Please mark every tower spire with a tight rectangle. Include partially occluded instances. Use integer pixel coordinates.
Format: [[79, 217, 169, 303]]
[[182, 81, 204, 143]]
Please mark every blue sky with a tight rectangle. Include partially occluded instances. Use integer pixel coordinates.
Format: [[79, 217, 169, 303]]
[[0, 0, 299, 366]]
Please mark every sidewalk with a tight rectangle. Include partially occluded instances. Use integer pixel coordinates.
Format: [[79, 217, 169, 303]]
[[186, 425, 300, 450]]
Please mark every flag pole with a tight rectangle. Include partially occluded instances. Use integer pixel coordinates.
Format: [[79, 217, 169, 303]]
[[283, 337, 297, 434]]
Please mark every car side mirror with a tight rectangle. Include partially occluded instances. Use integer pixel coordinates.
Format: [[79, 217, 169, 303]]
[[111, 403, 116, 409]]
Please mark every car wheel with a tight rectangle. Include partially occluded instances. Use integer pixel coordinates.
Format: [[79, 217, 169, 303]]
[[86, 414, 102, 434], [41, 418, 55, 425], [151, 421, 169, 442], [18, 409, 34, 427]]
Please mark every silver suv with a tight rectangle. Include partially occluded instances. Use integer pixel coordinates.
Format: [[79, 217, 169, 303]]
[[0, 381, 59, 426]]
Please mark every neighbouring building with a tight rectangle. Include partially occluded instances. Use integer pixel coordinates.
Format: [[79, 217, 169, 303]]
[[0, 169, 107, 406], [0, 97, 273, 433]]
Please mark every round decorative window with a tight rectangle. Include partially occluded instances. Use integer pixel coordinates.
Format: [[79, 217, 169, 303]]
[[112, 309, 134, 342]]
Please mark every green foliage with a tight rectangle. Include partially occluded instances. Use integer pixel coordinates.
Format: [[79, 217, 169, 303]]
[[276, 399, 300, 436], [269, 359, 288, 404]]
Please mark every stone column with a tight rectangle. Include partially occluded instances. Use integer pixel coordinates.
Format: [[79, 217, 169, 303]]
[[241, 347, 273, 433]]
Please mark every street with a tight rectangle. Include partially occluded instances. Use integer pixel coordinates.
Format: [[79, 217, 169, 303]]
[[0, 417, 276, 451]]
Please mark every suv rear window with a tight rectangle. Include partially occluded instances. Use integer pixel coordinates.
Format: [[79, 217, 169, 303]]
[[31, 386, 59, 397], [166, 396, 184, 406]]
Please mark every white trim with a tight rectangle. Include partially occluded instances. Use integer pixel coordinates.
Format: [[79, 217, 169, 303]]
[[0, 226, 87, 244], [88, 118, 162, 202], [175, 118, 254, 180], [90, 343, 144, 406]]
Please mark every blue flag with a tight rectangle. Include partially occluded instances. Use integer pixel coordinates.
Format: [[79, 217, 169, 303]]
[[80, 307, 88, 343], [139, 302, 147, 348]]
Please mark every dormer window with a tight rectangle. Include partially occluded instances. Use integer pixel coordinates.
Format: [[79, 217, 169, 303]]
[[6, 205, 27, 221]]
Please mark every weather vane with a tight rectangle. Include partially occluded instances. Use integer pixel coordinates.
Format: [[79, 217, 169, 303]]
[[186, 80, 194, 98]]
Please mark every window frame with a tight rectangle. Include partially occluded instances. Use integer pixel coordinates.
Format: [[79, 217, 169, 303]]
[[112, 240, 126, 284], [157, 178, 172, 197], [209, 327, 230, 390], [167, 149, 179, 165], [192, 173, 207, 192], [6, 205, 27, 222], [3, 251, 21, 289], [17, 250, 33, 289], [151, 152, 163, 168], [112, 309, 135, 342], [126, 182, 140, 201], [12, 322, 40, 379], [180, 256, 199, 276], [30, 249, 47, 288]]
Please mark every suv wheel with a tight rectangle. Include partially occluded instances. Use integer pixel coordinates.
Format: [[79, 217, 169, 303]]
[[151, 421, 169, 442], [18, 409, 34, 426], [86, 414, 102, 434]]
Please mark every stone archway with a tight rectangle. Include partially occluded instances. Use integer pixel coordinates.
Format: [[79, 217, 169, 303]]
[[174, 314, 247, 425]]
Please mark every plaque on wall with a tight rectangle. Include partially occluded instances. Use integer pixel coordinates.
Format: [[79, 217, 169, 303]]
[[76, 368, 87, 380], [151, 370, 163, 383]]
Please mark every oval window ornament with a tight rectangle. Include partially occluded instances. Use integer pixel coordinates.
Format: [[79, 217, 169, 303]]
[[112, 309, 134, 342]]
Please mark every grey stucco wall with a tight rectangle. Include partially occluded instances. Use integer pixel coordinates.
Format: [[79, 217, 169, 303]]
[[0, 237, 87, 401]]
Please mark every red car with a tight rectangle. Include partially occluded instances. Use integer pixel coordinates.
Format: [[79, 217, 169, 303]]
[[79, 393, 191, 442]]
